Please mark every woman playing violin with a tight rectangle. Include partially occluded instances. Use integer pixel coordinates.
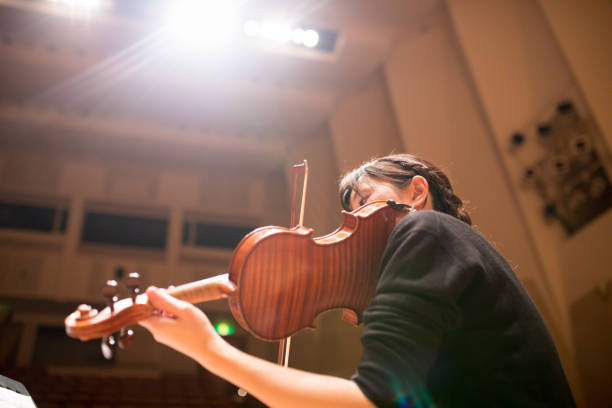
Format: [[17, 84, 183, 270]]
[[140, 154, 575, 408]]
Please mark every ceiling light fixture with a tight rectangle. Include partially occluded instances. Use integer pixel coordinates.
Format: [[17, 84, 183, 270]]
[[260, 21, 292, 44], [302, 29, 320, 48], [242, 19, 321, 49], [161, 0, 238, 50], [243, 20, 260, 37]]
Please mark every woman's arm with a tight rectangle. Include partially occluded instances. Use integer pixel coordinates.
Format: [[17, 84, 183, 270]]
[[139, 287, 375, 408]]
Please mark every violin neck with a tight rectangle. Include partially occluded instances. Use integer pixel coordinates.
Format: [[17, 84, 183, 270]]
[[166, 274, 236, 305]]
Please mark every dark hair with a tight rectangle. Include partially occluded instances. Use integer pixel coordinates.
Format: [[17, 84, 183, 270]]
[[339, 154, 472, 225]]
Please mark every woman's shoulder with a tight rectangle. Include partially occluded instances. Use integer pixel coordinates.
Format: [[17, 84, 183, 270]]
[[394, 209, 472, 237], [392, 210, 496, 260]]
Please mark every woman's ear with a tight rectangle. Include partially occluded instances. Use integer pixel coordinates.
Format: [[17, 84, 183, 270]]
[[407, 175, 430, 209]]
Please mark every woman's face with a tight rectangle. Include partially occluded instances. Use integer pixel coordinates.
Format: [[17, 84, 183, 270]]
[[349, 176, 412, 211], [348, 175, 433, 212]]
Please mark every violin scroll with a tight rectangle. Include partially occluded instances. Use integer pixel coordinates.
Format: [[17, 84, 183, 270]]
[[65, 273, 235, 345], [65, 272, 145, 358]]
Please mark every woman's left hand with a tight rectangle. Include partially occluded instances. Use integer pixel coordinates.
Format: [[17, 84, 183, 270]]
[[139, 286, 224, 363]]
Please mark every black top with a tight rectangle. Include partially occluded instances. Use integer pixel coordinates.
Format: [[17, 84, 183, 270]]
[[352, 210, 575, 408]]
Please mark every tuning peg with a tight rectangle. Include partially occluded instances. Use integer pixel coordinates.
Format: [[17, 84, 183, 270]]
[[125, 272, 141, 303], [101, 335, 116, 360], [102, 280, 119, 312], [76, 304, 97, 320], [118, 328, 134, 349]]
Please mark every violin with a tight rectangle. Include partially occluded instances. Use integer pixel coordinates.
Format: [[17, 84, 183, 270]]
[[64, 200, 410, 344]]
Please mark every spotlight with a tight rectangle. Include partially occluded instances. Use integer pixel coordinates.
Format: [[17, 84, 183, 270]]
[[241, 18, 325, 50], [291, 28, 306, 45], [303, 29, 320, 48], [243, 20, 261, 37], [162, 0, 238, 49], [260, 21, 292, 44]]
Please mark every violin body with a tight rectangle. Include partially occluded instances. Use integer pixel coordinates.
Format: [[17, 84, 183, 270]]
[[65, 200, 406, 342], [228, 200, 403, 340]]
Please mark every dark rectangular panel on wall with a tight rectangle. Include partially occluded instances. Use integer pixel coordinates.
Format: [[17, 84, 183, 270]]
[[0, 202, 68, 233], [82, 212, 167, 249], [182, 222, 254, 249]]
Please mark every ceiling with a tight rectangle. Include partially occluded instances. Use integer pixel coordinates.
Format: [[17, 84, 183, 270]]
[[0, 0, 438, 139]]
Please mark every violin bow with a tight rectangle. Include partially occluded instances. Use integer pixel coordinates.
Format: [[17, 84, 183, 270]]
[[278, 159, 309, 367]]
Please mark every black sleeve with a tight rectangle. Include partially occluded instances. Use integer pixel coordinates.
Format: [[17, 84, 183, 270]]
[[352, 212, 478, 407]]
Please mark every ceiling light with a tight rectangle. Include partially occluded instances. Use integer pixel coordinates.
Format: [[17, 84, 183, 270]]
[[162, 0, 237, 49], [303, 29, 319, 48], [241, 18, 328, 51], [260, 21, 292, 44], [291, 28, 306, 45], [243, 20, 260, 37]]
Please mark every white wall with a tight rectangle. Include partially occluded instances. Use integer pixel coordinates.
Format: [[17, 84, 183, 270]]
[[439, 0, 612, 401], [329, 69, 404, 175], [445, 0, 612, 308], [384, 5, 548, 325], [536, 0, 612, 305], [445, 0, 577, 351], [539, 0, 612, 150]]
